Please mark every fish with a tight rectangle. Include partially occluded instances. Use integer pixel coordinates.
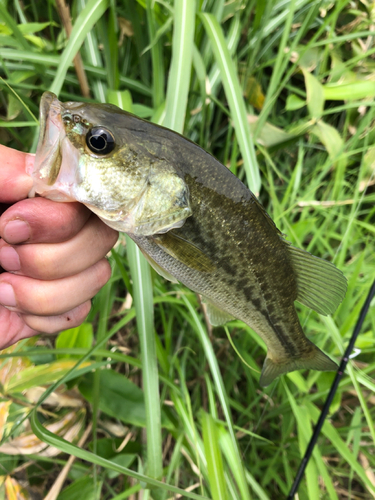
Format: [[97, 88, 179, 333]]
[[30, 91, 347, 387]]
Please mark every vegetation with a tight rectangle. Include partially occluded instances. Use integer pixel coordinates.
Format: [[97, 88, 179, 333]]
[[1, 0, 375, 498]]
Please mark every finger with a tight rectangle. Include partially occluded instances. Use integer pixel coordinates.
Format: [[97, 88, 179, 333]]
[[0, 146, 34, 203], [0, 259, 111, 316], [0, 198, 92, 245], [0, 214, 118, 279], [0, 307, 37, 349], [20, 301, 92, 335]]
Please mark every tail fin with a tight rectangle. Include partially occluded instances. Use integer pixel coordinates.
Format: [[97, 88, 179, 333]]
[[259, 346, 338, 387]]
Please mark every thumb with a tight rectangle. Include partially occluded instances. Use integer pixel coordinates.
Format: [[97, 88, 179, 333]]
[[0, 145, 34, 203]]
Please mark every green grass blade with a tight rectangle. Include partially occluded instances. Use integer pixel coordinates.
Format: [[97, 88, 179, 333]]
[[50, 0, 109, 96], [146, 0, 165, 108], [302, 68, 324, 120], [106, 0, 120, 90], [199, 12, 260, 194], [164, 0, 195, 132], [219, 428, 253, 500], [181, 294, 236, 446], [323, 80, 375, 100], [253, 0, 298, 138], [0, 3, 30, 50], [306, 400, 375, 495], [285, 384, 321, 498], [126, 235, 162, 480], [201, 411, 228, 500], [77, 0, 107, 102], [108, 86, 163, 483], [180, 294, 258, 495], [1, 49, 151, 95], [29, 411, 209, 500], [347, 364, 375, 446]]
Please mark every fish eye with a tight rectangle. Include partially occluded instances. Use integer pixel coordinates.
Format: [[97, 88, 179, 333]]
[[86, 127, 115, 155]]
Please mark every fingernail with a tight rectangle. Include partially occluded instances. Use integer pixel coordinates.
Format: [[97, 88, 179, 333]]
[[3, 220, 31, 244], [0, 247, 21, 272], [0, 283, 17, 307]]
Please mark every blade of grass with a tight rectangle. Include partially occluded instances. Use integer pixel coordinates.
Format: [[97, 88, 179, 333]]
[[107, 0, 119, 90], [201, 411, 228, 500], [306, 400, 375, 495], [180, 294, 258, 497], [126, 235, 162, 480], [181, 294, 237, 447], [146, 0, 165, 108], [347, 363, 375, 446], [1, 48, 152, 96], [199, 12, 260, 194], [323, 81, 375, 101], [77, 0, 107, 102], [29, 411, 210, 500], [107, 90, 162, 482], [219, 426, 253, 500], [50, 0, 109, 96], [91, 278, 117, 485], [285, 385, 321, 499], [253, 0, 297, 139], [164, 0, 195, 132], [0, 3, 30, 50]]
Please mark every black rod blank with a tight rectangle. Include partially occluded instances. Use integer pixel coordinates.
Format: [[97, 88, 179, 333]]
[[287, 278, 375, 500]]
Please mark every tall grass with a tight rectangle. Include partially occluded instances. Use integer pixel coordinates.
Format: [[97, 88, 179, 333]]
[[1, 1, 375, 499]]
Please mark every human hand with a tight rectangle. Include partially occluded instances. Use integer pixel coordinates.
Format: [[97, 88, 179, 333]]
[[0, 145, 118, 349]]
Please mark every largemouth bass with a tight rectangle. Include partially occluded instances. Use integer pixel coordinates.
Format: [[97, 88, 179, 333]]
[[30, 92, 347, 386]]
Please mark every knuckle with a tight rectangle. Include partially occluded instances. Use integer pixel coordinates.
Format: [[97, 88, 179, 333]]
[[23, 248, 59, 280]]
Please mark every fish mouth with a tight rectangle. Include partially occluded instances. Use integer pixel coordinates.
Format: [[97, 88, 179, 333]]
[[34, 92, 65, 186]]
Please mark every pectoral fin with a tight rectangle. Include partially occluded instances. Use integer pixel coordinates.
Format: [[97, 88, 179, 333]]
[[286, 243, 347, 315], [153, 232, 215, 273]]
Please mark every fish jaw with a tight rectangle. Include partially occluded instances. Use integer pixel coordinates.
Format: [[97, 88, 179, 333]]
[[29, 92, 83, 203]]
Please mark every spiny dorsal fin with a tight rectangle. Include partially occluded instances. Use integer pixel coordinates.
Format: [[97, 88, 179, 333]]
[[286, 243, 347, 316]]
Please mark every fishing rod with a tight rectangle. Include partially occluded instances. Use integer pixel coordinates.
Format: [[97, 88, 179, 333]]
[[287, 278, 375, 500]]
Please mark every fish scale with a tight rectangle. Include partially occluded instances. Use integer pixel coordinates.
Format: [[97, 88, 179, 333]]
[[30, 92, 348, 386]]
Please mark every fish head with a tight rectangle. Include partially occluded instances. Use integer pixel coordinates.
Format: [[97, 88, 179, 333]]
[[30, 92, 192, 235]]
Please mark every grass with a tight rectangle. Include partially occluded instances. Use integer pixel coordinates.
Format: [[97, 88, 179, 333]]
[[1, 0, 375, 499]]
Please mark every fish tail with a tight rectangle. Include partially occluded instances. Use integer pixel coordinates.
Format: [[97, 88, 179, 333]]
[[259, 344, 338, 387]]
